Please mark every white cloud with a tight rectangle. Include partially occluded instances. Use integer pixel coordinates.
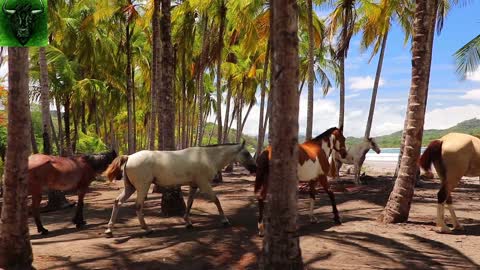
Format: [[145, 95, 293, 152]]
[[348, 76, 385, 90], [424, 104, 480, 130], [466, 69, 480, 81], [460, 89, 480, 100]]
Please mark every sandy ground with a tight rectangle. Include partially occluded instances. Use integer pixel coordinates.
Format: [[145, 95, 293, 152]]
[[3, 162, 480, 269]]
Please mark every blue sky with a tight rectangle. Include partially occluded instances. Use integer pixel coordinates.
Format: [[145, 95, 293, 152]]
[[239, 1, 480, 138]]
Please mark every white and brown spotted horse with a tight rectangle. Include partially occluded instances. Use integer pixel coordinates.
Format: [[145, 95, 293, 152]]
[[419, 132, 480, 233], [254, 127, 348, 236]]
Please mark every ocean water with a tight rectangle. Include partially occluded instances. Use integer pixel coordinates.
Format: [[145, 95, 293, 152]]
[[365, 147, 426, 162]]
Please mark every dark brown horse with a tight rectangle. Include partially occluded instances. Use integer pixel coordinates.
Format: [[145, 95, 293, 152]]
[[28, 150, 117, 235], [254, 127, 347, 236]]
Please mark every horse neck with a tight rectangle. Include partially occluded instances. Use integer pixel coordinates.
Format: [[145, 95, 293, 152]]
[[204, 145, 239, 170], [312, 135, 334, 158]]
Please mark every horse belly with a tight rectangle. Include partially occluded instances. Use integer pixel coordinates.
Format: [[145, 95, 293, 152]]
[[298, 158, 322, 181]]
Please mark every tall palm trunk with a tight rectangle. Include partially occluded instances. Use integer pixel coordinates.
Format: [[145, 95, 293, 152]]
[[260, 1, 303, 268], [364, 31, 388, 138], [63, 95, 72, 156], [159, 0, 186, 216], [126, 23, 135, 154], [149, 0, 160, 150], [256, 39, 270, 157], [305, 0, 314, 140], [50, 115, 60, 153], [0, 47, 33, 269], [30, 119, 38, 154], [39, 47, 52, 154], [81, 102, 86, 134], [196, 15, 209, 146], [380, 0, 437, 223], [55, 98, 64, 155], [338, 56, 345, 128], [223, 78, 232, 143], [215, 0, 226, 144]]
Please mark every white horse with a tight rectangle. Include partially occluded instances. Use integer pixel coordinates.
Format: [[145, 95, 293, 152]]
[[333, 137, 381, 184], [103, 141, 256, 237]]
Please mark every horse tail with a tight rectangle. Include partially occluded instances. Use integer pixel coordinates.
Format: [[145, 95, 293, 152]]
[[254, 149, 270, 199], [418, 140, 443, 176], [104, 155, 129, 182]]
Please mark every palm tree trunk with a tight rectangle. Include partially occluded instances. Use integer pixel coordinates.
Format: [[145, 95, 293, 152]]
[[55, 98, 64, 155], [380, 0, 437, 223], [30, 120, 38, 154], [215, 0, 226, 144], [63, 95, 72, 156], [50, 115, 59, 153], [257, 39, 270, 156], [305, 0, 314, 140], [149, 0, 159, 150], [338, 56, 345, 128], [260, 1, 303, 268], [364, 31, 388, 138], [81, 101, 86, 134], [126, 22, 135, 154], [39, 47, 52, 155], [159, 0, 185, 216], [0, 47, 33, 269], [223, 78, 232, 142], [196, 15, 209, 146]]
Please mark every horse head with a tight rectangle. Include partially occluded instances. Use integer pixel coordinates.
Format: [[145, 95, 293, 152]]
[[235, 140, 256, 174], [331, 127, 348, 159], [84, 149, 118, 173], [367, 138, 381, 154]]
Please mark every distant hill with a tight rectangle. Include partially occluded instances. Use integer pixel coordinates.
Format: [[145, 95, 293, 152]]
[[346, 118, 480, 148]]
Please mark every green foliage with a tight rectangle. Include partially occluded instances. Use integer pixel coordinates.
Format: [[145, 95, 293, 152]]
[[201, 122, 257, 152], [76, 132, 108, 154]]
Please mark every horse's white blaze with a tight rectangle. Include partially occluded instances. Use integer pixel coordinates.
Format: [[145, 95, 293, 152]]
[[298, 157, 322, 181]]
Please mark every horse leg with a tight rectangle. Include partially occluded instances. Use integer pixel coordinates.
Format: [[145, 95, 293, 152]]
[[335, 160, 342, 181], [72, 190, 87, 228], [308, 180, 318, 223], [436, 184, 451, 233], [32, 192, 48, 235], [446, 194, 464, 231], [184, 185, 198, 228], [135, 187, 152, 233], [257, 199, 265, 237], [104, 183, 136, 236], [213, 195, 230, 226], [319, 175, 341, 225]]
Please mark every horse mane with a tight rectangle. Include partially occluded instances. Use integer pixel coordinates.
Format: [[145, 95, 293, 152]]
[[81, 150, 117, 173], [312, 127, 339, 141]]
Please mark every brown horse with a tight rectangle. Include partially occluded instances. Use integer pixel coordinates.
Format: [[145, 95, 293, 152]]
[[419, 132, 480, 233], [255, 127, 348, 236], [28, 150, 117, 235]]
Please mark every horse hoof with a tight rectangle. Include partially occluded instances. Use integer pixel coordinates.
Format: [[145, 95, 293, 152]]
[[39, 229, 49, 235], [105, 231, 113, 238], [437, 227, 452, 234], [453, 225, 465, 231], [145, 229, 154, 235], [334, 220, 342, 225], [258, 232, 264, 237], [76, 222, 86, 229], [185, 224, 193, 229]]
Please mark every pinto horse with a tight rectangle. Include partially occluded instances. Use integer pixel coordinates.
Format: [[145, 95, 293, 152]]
[[255, 127, 348, 236], [103, 141, 256, 237], [419, 132, 480, 233], [28, 150, 117, 235]]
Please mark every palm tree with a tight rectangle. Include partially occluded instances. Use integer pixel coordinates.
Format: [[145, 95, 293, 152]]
[[149, 0, 160, 150], [0, 47, 34, 269], [380, 0, 437, 223], [159, 0, 186, 216], [215, 0, 227, 144], [260, 0, 303, 268], [454, 34, 480, 78], [327, 0, 357, 129], [305, 0, 315, 140]]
